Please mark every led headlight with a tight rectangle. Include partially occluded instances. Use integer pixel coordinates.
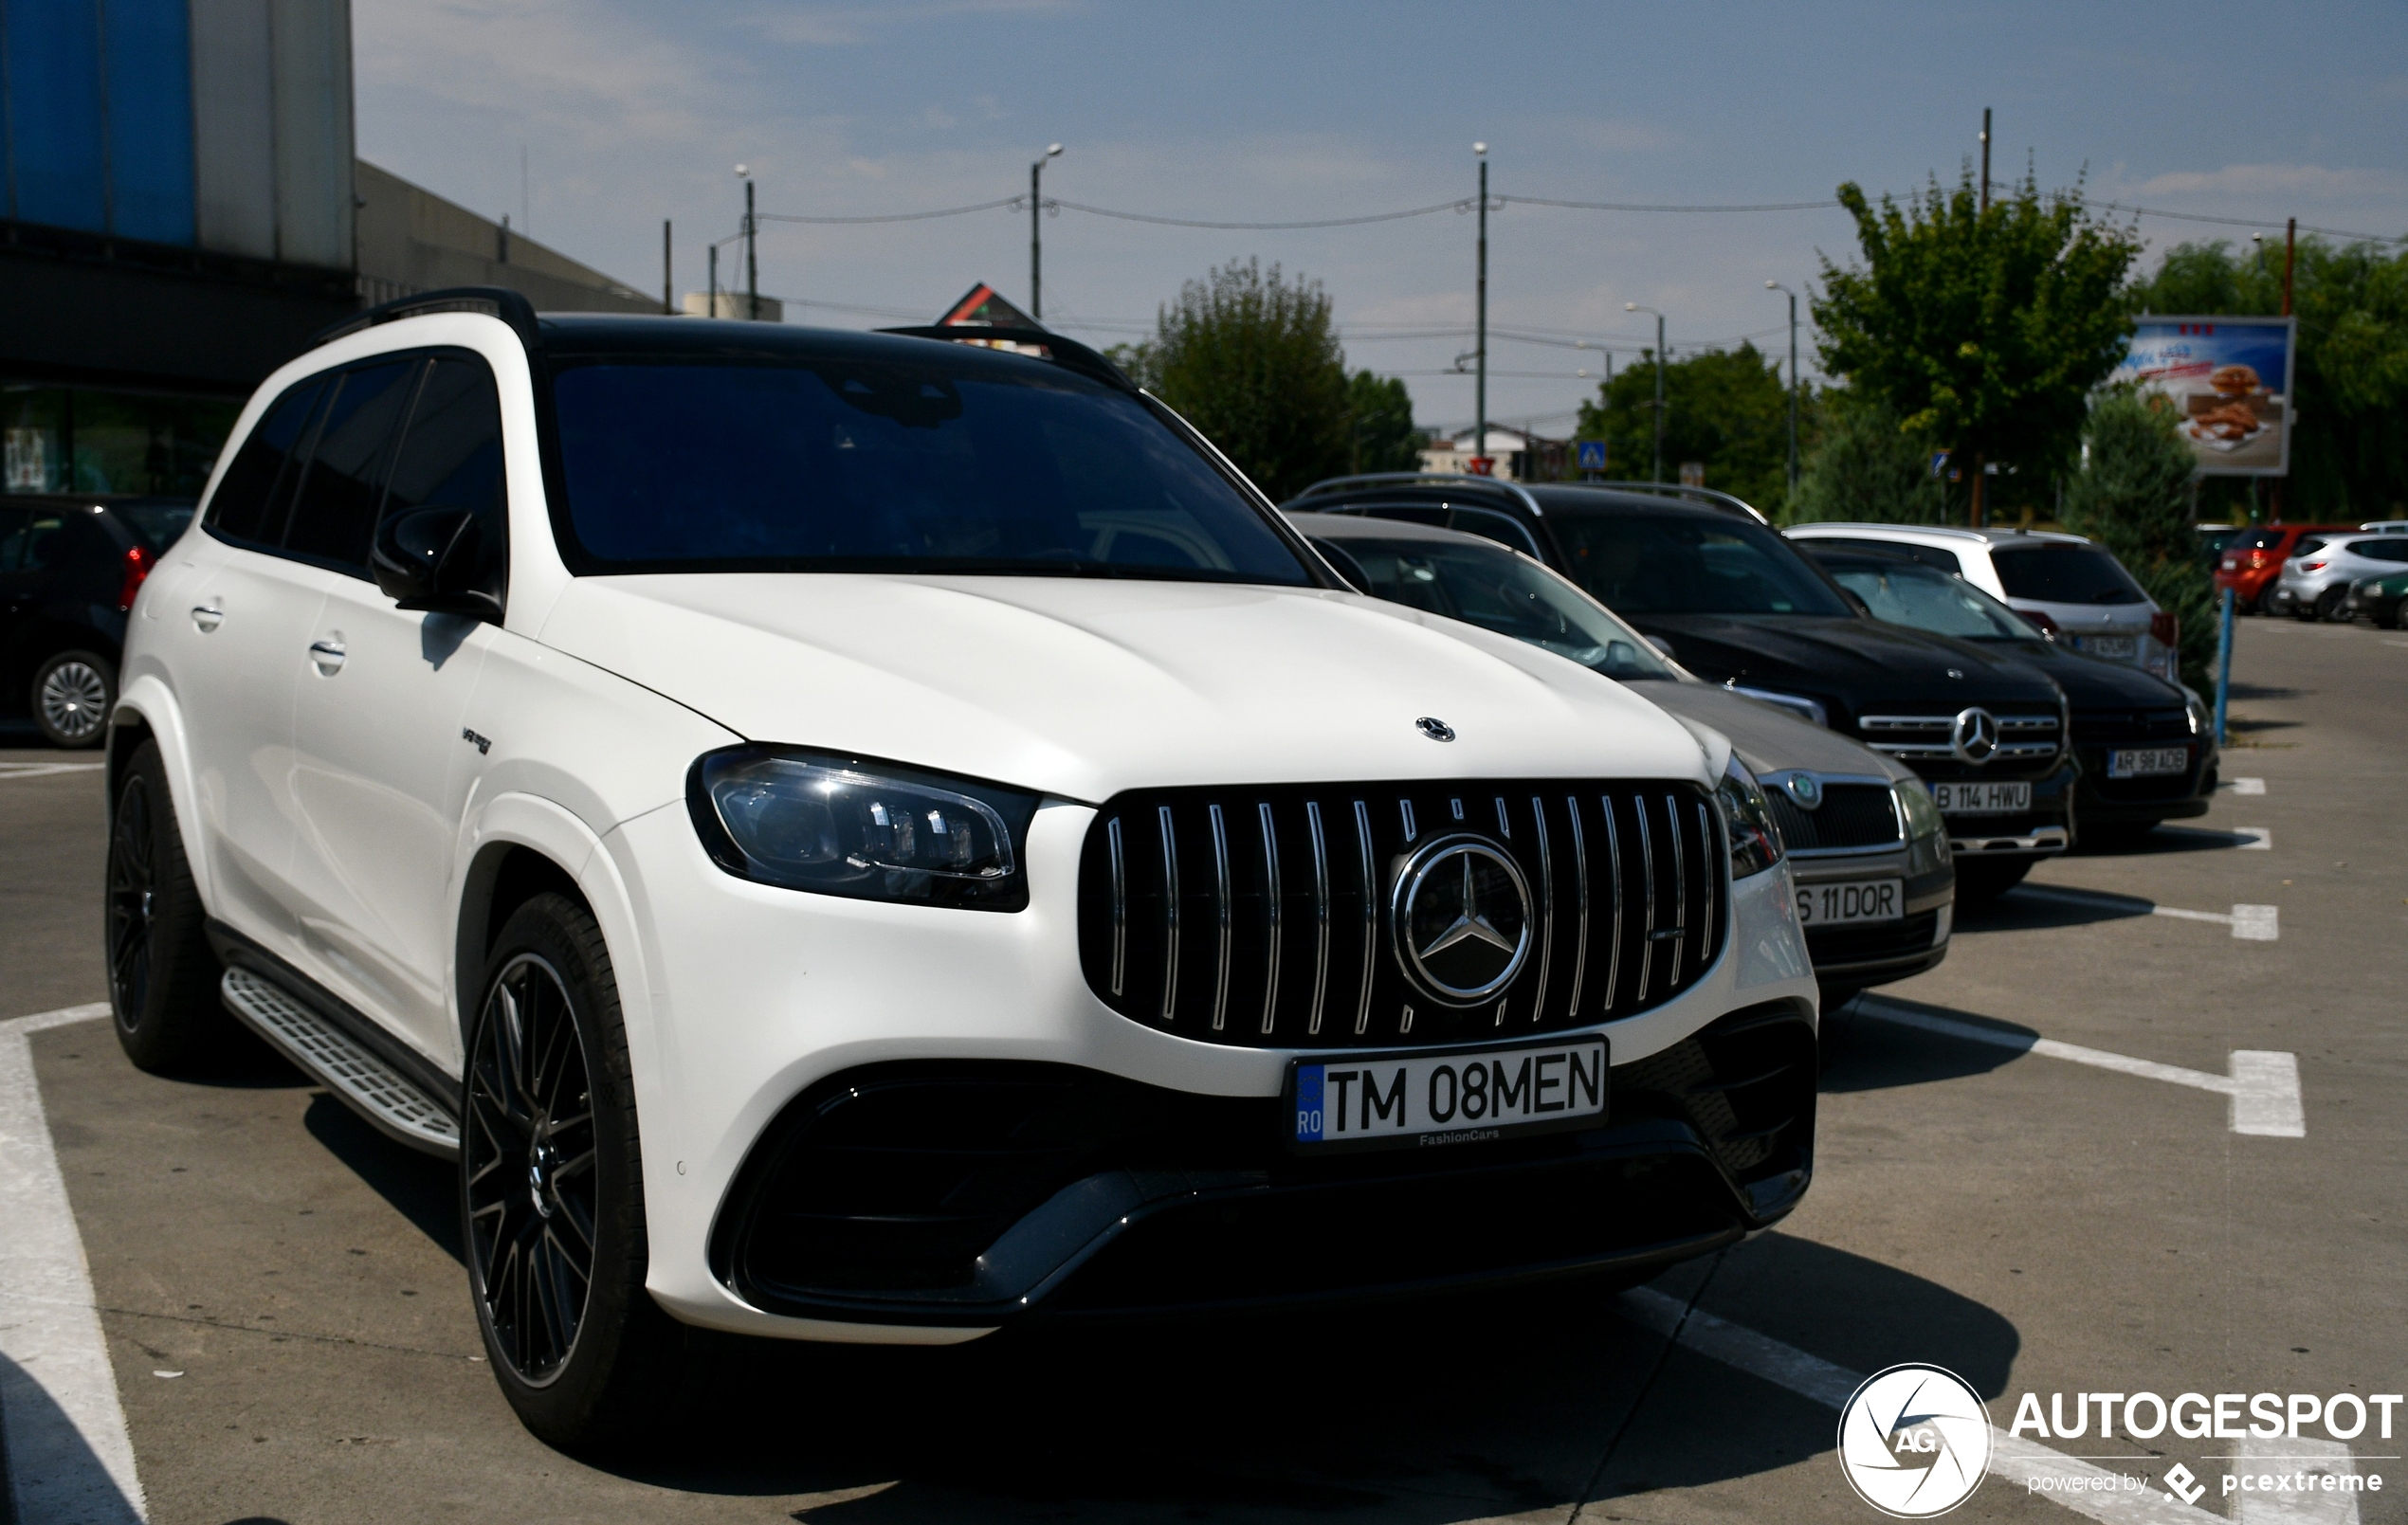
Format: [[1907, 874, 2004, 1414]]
[[1716, 754, 1785, 881], [687, 748, 1040, 910]]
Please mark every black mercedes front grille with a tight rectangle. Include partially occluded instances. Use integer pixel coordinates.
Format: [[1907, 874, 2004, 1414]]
[[2072, 706, 2191, 744], [1076, 780, 1727, 1048], [1764, 783, 1901, 853]]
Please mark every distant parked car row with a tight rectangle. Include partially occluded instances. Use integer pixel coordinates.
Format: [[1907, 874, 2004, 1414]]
[[2215, 521, 2408, 620], [1282, 475, 2217, 1010]]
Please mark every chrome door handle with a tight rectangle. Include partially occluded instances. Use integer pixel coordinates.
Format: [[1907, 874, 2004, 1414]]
[[191, 604, 223, 633], [308, 639, 347, 675]]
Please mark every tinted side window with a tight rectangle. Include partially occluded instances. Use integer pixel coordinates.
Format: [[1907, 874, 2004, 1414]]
[[2360, 538, 2408, 564], [384, 356, 508, 603], [1990, 545, 2145, 605], [2291, 537, 2326, 557], [284, 360, 420, 573], [205, 378, 327, 544]]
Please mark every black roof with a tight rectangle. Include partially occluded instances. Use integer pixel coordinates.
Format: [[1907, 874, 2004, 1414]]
[[1285, 471, 1766, 523]]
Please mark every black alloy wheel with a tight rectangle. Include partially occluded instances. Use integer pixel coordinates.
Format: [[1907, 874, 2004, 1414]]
[[107, 740, 228, 1072], [462, 893, 693, 1450], [465, 951, 600, 1386], [107, 774, 158, 1023]]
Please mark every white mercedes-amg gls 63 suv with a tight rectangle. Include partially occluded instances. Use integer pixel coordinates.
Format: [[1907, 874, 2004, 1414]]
[[103, 289, 1816, 1448]]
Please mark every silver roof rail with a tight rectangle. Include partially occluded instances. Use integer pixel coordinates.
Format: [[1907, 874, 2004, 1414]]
[[1286, 471, 1551, 517]]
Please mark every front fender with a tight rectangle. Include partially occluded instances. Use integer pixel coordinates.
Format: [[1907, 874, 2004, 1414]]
[[110, 678, 212, 912]]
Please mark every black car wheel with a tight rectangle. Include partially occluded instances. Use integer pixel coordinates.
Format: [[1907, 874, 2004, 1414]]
[[2258, 585, 2286, 617], [2313, 587, 2350, 623], [1952, 857, 2034, 908], [33, 649, 115, 749], [464, 892, 691, 1450], [108, 740, 229, 1072]]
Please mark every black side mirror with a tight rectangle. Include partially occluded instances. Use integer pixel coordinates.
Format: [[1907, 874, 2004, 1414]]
[[372, 506, 503, 620]]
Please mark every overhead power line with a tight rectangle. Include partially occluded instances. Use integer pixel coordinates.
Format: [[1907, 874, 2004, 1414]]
[[1050, 196, 1475, 229]]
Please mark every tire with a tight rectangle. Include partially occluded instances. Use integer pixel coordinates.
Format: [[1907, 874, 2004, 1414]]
[[2313, 587, 2349, 623], [107, 740, 230, 1072], [463, 892, 693, 1451], [32, 649, 115, 749], [2257, 586, 2285, 618], [1951, 857, 2034, 908]]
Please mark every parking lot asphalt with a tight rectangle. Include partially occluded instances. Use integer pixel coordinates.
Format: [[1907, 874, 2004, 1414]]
[[3, 615, 2402, 1525]]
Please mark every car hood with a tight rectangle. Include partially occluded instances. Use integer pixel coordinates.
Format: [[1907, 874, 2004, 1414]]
[[1985, 640, 2186, 709], [1632, 681, 1913, 782], [1621, 613, 2062, 721], [536, 574, 1712, 801]]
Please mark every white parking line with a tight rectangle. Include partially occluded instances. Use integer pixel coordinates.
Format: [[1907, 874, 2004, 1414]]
[[0, 1003, 146, 1525], [0, 763, 104, 781], [1852, 998, 2307, 1136], [2013, 884, 2280, 941], [2237, 826, 2272, 849], [2232, 1435, 2361, 1524], [2228, 777, 2267, 795], [1621, 1287, 2220, 1525]]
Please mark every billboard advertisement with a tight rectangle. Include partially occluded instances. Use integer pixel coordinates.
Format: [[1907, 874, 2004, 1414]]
[[2108, 316, 2298, 476]]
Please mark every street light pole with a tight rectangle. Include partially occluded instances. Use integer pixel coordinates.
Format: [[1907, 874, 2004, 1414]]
[[1626, 302, 1665, 483], [1473, 142, 1488, 475], [1031, 143, 1062, 324], [1766, 281, 1799, 501]]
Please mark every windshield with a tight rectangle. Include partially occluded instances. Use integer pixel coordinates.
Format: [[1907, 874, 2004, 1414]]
[[1549, 512, 1854, 618], [1313, 533, 1678, 680], [1815, 555, 2043, 641], [546, 354, 1311, 583], [1991, 543, 2146, 605]]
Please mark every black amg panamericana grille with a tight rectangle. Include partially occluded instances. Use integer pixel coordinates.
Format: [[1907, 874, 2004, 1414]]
[[1076, 780, 1727, 1048], [1763, 783, 1901, 854]]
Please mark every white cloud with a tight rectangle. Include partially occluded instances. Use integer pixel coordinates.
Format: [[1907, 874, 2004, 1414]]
[[2119, 162, 2408, 204]]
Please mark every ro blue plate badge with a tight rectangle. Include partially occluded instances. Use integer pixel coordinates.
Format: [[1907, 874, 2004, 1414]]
[[1294, 1063, 1327, 1143]]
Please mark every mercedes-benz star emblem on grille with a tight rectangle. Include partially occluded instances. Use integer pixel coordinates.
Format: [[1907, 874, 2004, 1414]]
[[1951, 706, 2000, 765], [1783, 773, 1824, 809], [1389, 836, 1532, 1005], [1416, 717, 1456, 742]]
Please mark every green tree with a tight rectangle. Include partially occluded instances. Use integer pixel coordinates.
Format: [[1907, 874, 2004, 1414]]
[[2129, 236, 2408, 522], [1573, 341, 1796, 513], [1814, 167, 2143, 520], [2062, 390, 2217, 688], [1347, 370, 1422, 474], [1789, 389, 1949, 525], [1139, 257, 1352, 501]]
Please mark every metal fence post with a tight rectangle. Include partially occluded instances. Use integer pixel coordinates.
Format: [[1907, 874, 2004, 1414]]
[[2213, 587, 2235, 747]]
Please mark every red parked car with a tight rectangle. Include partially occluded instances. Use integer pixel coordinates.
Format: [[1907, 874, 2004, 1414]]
[[2216, 524, 2362, 614]]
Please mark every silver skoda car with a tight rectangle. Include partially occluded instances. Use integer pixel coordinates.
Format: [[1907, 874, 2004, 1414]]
[[1289, 513, 1954, 1007]]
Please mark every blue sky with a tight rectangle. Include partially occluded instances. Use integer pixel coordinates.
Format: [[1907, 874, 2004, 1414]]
[[356, 1, 2408, 433]]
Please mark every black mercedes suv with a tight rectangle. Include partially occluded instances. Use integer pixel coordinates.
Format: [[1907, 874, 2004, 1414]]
[[1, 494, 192, 747], [1284, 475, 2076, 904]]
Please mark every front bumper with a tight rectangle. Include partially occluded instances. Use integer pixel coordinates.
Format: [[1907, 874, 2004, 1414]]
[[1920, 755, 2079, 858], [2072, 736, 2215, 826], [1790, 843, 1952, 992], [709, 1000, 1815, 1327], [602, 797, 1820, 1342]]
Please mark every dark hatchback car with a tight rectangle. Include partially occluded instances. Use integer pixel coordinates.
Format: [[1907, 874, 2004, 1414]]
[[1283, 475, 2075, 904], [1800, 545, 2215, 848], [1, 494, 192, 746]]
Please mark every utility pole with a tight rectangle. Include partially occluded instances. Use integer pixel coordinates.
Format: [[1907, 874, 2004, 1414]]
[[1031, 144, 1063, 323], [1626, 302, 1666, 483], [1474, 142, 1488, 475], [1767, 281, 1800, 501], [662, 220, 672, 314], [1970, 108, 1992, 529], [741, 169, 758, 321], [707, 245, 719, 318]]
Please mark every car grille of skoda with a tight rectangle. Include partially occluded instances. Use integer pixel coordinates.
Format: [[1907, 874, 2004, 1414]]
[[1074, 780, 1729, 1048]]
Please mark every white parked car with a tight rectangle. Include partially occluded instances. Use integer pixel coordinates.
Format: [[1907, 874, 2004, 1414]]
[[2266, 533, 2408, 621], [1785, 524, 2176, 683], [104, 290, 1817, 1448]]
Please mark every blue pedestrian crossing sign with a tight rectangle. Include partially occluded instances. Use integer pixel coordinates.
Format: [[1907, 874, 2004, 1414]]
[[1576, 440, 1608, 472]]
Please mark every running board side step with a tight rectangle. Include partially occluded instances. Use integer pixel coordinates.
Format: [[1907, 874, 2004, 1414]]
[[221, 968, 461, 1159]]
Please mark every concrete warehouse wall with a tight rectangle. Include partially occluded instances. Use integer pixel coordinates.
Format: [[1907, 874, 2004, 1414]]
[[354, 161, 659, 314]]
